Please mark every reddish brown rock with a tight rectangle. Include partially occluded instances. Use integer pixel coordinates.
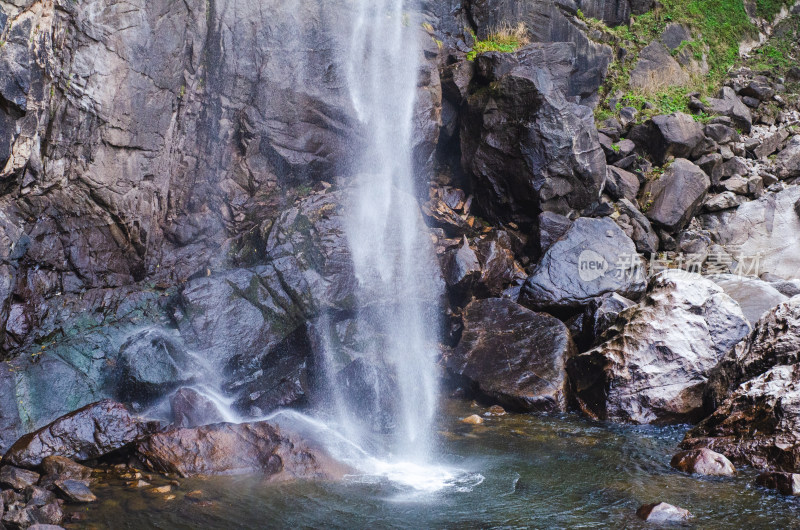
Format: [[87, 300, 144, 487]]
[[136, 421, 349, 480], [3, 400, 158, 468], [636, 502, 692, 523], [670, 448, 736, 476], [756, 472, 800, 496]]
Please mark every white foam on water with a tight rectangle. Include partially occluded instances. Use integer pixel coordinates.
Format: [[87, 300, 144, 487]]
[[261, 409, 483, 495]]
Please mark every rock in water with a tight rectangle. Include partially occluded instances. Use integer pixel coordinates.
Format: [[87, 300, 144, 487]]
[[54, 479, 96, 503], [522, 217, 646, 310], [135, 421, 348, 479], [3, 400, 158, 468], [670, 448, 736, 476], [642, 158, 710, 232], [170, 388, 225, 428], [41, 456, 92, 481], [447, 298, 575, 412], [567, 271, 750, 424], [705, 297, 800, 410], [636, 502, 692, 523], [461, 415, 484, 425], [682, 364, 800, 472], [756, 472, 800, 495]]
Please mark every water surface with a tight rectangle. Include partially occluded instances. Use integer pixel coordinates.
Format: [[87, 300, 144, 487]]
[[81, 399, 800, 529]]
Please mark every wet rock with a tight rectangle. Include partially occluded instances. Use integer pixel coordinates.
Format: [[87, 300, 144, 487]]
[[0, 466, 40, 490], [642, 158, 710, 232], [4, 400, 157, 468], [775, 136, 800, 180], [701, 186, 800, 280], [605, 166, 640, 202], [522, 217, 646, 310], [706, 86, 752, 133], [115, 328, 194, 405], [705, 297, 800, 411], [25, 485, 57, 507], [614, 199, 660, 255], [682, 364, 800, 472], [3, 502, 36, 528], [461, 46, 606, 224], [709, 275, 788, 325], [636, 502, 692, 523], [670, 448, 736, 476], [40, 456, 92, 482], [54, 479, 96, 503], [442, 237, 481, 294], [461, 415, 484, 425], [567, 271, 750, 424], [447, 298, 576, 413], [538, 212, 573, 254], [473, 231, 527, 298], [170, 388, 225, 429], [756, 471, 800, 495], [136, 421, 347, 479], [589, 293, 636, 341], [30, 502, 64, 526]]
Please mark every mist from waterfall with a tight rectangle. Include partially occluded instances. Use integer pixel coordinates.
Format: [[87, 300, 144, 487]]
[[314, 0, 444, 462]]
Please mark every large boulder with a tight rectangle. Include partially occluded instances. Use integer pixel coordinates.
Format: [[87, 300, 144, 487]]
[[633, 113, 708, 165], [461, 46, 606, 225], [682, 364, 800, 472], [710, 275, 788, 325], [136, 421, 348, 479], [567, 271, 750, 424], [642, 159, 710, 232], [447, 298, 575, 412], [705, 297, 800, 411], [701, 186, 800, 281], [522, 217, 646, 310], [3, 400, 157, 468]]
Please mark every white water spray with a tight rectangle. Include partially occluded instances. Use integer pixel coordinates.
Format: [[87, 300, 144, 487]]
[[316, 0, 444, 462]]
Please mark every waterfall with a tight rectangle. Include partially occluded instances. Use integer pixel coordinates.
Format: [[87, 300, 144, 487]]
[[315, 0, 444, 462]]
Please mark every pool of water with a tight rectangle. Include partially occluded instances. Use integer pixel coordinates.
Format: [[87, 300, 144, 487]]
[[79, 399, 800, 529]]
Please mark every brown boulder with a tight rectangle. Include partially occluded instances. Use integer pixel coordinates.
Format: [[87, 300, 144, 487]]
[[670, 448, 736, 476], [136, 421, 348, 480], [756, 472, 800, 496], [3, 400, 158, 468], [447, 298, 575, 412]]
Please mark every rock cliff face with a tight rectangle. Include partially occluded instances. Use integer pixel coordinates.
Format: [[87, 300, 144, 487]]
[[2, 0, 800, 490]]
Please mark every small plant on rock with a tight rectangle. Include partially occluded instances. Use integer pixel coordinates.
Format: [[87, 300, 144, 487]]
[[467, 23, 530, 61]]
